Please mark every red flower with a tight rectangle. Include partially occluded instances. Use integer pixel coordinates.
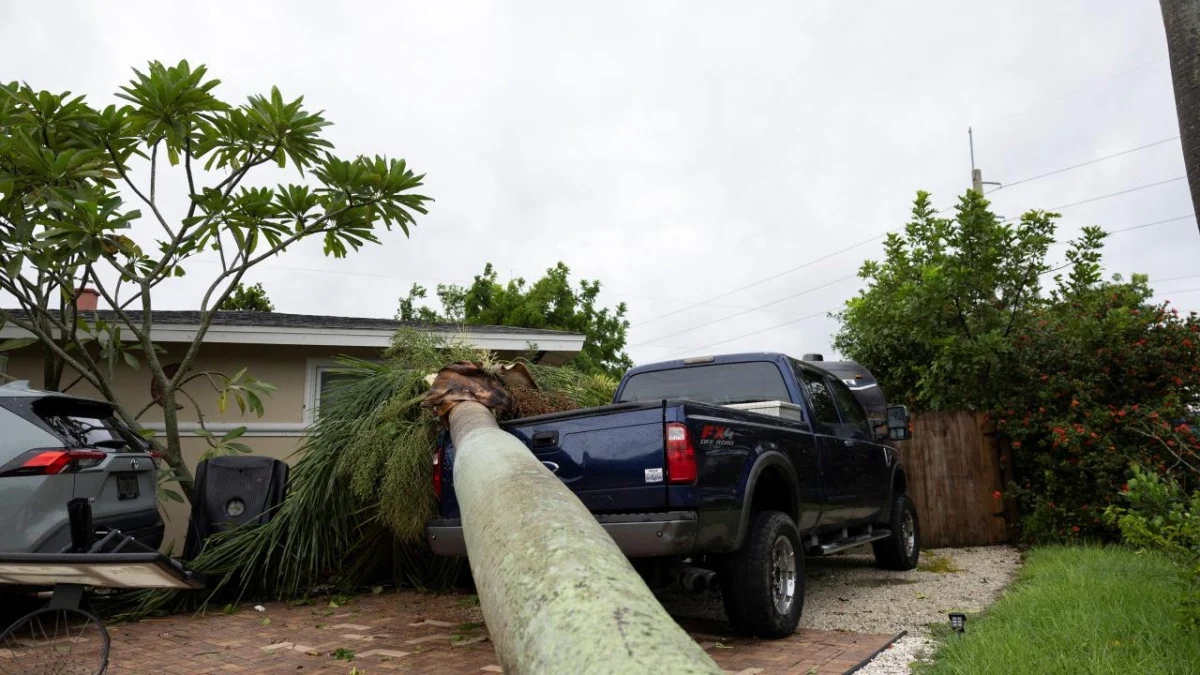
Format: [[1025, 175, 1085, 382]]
[[1121, 483, 1129, 492], [993, 490, 1002, 500], [1011, 441, 1021, 449], [1072, 526, 1080, 532]]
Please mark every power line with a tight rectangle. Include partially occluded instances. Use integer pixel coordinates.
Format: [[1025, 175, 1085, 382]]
[[1001, 176, 1188, 221], [1109, 213, 1195, 235], [1161, 287, 1200, 297], [632, 274, 858, 346], [1045, 176, 1187, 211], [988, 137, 1180, 194], [973, 55, 1168, 130], [645, 208, 1192, 354], [1153, 271, 1200, 285], [665, 308, 835, 359], [633, 233, 888, 328], [656, 208, 1196, 360], [641, 176, 1185, 333], [189, 256, 813, 316]]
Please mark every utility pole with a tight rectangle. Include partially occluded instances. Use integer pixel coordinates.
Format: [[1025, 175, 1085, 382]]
[[969, 127, 1001, 194]]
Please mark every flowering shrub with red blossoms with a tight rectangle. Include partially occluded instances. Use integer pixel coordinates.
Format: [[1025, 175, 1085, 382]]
[[835, 193, 1199, 543], [995, 277, 1200, 542]]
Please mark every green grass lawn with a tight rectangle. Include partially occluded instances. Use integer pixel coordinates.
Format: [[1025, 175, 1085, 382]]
[[921, 545, 1200, 675]]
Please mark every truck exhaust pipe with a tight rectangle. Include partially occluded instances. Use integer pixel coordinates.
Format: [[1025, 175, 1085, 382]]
[[675, 566, 720, 593]]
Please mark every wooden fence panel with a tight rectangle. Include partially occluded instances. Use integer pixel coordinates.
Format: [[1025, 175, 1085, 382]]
[[896, 411, 1009, 548]]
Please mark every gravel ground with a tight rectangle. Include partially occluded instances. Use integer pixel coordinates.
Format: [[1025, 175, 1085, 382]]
[[855, 636, 937, 675], [656, 545, 1021, 672]]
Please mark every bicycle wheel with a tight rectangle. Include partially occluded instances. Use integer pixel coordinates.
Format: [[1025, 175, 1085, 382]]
[[0, 607, 110, 675]]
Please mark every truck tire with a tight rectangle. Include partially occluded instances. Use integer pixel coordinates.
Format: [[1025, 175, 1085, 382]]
[[872, 492, 920, 570], [720, 510, 804, 638]]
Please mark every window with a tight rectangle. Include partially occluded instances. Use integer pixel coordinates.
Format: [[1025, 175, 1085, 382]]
[[305, 360, 366, 423], [618, 361, 791, 405], [798, 368, 840, 435], [828, 378, 872, 441]]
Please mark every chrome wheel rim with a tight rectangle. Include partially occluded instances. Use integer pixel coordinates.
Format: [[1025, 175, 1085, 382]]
[[770, 535, 797, 615], [902, 510, 916, 558]]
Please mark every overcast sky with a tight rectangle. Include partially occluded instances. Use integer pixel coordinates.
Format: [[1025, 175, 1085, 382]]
[[3, 1, 1197, 365]]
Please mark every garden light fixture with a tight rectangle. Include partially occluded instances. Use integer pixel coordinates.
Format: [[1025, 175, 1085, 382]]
[[949, 612, 966, 634]]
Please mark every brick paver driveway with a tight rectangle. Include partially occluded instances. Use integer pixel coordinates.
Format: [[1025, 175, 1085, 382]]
[[104, 592, 898, 674]]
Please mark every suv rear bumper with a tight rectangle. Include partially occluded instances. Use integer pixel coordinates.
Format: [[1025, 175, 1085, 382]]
[[426, 511, 698, 558]]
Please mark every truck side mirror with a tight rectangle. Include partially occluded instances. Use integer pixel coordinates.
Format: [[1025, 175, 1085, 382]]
[[886, 405, 912, 441]]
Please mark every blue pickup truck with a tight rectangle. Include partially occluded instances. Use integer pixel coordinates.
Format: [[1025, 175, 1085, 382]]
[[426, 352, 917, 638]]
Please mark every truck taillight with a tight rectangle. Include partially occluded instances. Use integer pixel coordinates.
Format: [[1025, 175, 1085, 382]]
[[432, 445, 444, 499], [665, 423, 697, 485], [0, 449, 107, 478]]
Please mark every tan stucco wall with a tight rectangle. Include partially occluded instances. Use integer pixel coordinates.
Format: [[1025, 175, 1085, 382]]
[[4, 343, 383, 425], [3, 342, 382, 549]]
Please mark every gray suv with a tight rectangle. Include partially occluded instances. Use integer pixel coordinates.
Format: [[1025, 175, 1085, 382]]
[[0, 381, 163, 553]]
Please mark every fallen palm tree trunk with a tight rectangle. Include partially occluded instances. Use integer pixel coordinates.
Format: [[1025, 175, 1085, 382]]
[[424, 362, 720, 674]]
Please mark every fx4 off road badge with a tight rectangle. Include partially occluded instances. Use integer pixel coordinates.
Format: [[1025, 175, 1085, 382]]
[[699, 425, 735, 447]]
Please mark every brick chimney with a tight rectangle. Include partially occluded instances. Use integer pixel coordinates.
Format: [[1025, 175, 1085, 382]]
[[76, 288, 100, 311]]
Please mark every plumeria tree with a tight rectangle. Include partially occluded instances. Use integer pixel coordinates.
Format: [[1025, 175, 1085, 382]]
[[0, 61, 431, 502]]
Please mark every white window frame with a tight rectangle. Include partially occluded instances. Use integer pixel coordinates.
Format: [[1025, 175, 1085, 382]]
[[304, 359, 339, 426], [303, 357, 379, 425]]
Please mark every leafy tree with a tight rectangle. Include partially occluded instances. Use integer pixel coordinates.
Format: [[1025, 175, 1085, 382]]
[[835, 189, 1200, 543], [219, 282, 274, 312], [833, 190, 1057, 411], [0, 61, 430, 502], [398, 262, 633, 377]]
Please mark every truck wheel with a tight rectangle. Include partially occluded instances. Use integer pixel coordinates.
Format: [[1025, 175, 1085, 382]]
[[873, 492, 920, 571], [720, 510, 804, 638]]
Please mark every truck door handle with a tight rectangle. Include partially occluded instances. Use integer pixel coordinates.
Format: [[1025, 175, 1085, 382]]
[[532, 431, 559, 449], [841, 439, 854, 447]]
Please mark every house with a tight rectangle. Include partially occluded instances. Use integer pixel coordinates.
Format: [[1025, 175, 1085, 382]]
[[0, 307, 585, 546]]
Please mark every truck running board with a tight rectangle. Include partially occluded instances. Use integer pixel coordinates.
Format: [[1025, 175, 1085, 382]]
[[808, 528, 892, 556]]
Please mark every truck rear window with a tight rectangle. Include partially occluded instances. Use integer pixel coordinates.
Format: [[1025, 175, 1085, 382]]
[[618, 362, 791, 405]]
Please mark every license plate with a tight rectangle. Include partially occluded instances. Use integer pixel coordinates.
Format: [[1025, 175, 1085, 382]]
[[117, 473, 140, 500]]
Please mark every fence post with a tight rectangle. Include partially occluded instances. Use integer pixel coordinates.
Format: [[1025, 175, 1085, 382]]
[[427, 363, 721, 674]]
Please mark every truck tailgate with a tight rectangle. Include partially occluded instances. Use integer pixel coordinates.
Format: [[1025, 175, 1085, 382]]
[[504, 402, 667, 512]]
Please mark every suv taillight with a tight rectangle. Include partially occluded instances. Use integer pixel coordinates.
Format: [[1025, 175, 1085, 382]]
[[432, 444, 444, 499], [665, 423, 697, 484], [0, 449, 107, 478]]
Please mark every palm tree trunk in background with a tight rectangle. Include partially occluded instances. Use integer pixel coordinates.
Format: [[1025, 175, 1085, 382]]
[[1161, 0, 1200, 237]]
